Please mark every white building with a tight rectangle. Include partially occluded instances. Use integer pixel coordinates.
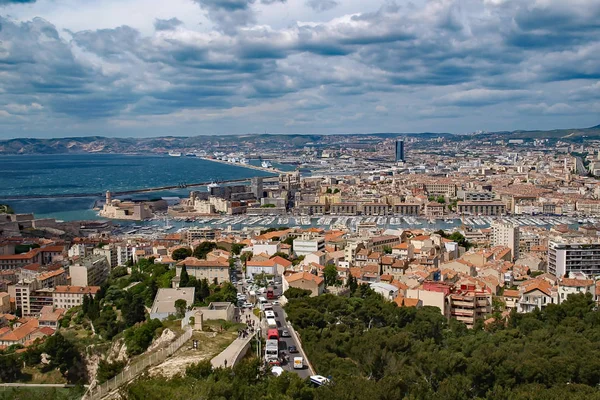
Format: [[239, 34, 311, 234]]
[[369, 282, 399, 301], [53, 286, 101, 310], [69, 255, 110, 287], [548, 240, 600, 278], [293, 234, 325, 257], [117, 244, 135, 266], [491, 220, 520, 261], [68, 244, 88, 258], [557, 278, 595, 303], [251, 241, 281, 257]]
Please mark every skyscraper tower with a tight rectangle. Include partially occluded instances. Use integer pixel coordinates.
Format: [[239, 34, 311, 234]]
[[395, 139, 405, 162]]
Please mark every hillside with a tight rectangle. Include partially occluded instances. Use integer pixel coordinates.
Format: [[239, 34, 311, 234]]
[[0, 124, 598, 154]]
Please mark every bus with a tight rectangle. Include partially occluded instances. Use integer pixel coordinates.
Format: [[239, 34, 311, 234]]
[[267, 328, 279, 341], [266, 318, 277, 328], [266, 288, 275, 300]]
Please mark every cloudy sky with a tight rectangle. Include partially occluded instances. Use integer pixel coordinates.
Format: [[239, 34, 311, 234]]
[[0, 0, 599, 138]]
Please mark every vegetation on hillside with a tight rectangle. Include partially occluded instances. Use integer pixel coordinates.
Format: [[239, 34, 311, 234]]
[[122, 289, 600, 399]]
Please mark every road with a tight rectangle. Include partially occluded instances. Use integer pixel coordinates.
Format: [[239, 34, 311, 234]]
[[233, 266, 312, 379], [271, 303, 312, 379]]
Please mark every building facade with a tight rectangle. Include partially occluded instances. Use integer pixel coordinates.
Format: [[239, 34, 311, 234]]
[[491, 221, 520, 261]]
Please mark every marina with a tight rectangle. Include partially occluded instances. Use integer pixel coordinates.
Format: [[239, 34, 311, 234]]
[[112, 214, 584, 237]]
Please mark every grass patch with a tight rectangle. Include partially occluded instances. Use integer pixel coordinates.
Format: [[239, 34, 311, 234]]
[[0, 386, 84, 400], [21, 366, 66, 384]]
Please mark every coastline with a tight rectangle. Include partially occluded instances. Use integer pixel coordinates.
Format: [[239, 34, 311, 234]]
[[198, 157, 283, 174]]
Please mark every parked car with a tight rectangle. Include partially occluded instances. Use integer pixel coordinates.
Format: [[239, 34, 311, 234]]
[[243, 302, 254, 308]]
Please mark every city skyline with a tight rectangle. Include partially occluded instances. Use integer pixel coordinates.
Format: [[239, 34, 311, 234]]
[[0, 0, 598, 138]]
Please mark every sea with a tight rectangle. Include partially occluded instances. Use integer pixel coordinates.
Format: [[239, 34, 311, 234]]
[[0, 154, 280, 221]]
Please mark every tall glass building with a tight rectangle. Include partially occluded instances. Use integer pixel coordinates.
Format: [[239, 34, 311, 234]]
[[395, 139, 405, 162]]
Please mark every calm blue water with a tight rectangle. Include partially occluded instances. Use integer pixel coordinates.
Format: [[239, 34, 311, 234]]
[[0, 154, 276, 220]]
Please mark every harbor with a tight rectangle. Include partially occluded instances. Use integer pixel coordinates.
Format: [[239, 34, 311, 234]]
[[111, 214, 584, 238]]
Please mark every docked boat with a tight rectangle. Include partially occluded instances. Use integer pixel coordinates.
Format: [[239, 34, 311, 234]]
[[207, 181, 220, 190], [168, 151, 182, 157], [261, 161, 273, 168]]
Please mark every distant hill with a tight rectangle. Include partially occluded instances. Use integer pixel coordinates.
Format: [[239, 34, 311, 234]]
[[0, 124, 597, 154]]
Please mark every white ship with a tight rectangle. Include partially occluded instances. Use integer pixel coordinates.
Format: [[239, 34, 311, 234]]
[[240, 157, 249, 164], [261, 161, 273, 168], [207, 181, 220, 190], [168, 151, 182, 157]]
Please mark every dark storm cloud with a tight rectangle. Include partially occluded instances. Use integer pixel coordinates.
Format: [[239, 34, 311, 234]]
[[1, 0, 600, 128], [154, 18, 183, 31], [0, 0, 36, 5], [306, 0, 338, 12]]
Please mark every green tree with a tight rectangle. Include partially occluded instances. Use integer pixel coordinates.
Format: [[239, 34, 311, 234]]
[[193, 242, 217, 259], [199, 278, 211, 302], [323, 264, 339, 286], [97, 360, 126, 383], [231, 243, 246, 255], [179, 265, 190, 287], [172, 247, 192, 261], [382, 245, 392, 254], [175, 299, 187, 318], [124, 295, 146, 327], [284, 288, 312, 299], [0, 355, 21, 382], [43, 333, 85, 383]]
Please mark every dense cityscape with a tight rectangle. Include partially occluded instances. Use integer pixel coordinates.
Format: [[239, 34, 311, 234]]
[[2, 0, 600, 398], [1, 129, 600, 398]]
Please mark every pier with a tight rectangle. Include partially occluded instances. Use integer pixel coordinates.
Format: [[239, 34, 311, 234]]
[[198, 157, 283, 174], [0, 177, 279, 200]]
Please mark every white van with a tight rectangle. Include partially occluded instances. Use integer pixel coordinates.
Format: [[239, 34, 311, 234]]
[[293, 357, 303, 369], [310, 375, 331, 386]]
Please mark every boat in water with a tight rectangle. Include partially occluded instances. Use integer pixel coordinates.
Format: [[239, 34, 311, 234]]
[[207, 181, 220, 190], [168, 151, 182, 157], [261, 161, 273, 168]]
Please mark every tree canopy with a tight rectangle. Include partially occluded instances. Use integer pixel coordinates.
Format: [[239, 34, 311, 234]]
[[172, 247, 192, 261]]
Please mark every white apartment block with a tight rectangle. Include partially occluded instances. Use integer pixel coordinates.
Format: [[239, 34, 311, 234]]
[[293, 234, 325, 257], [491, 221, 520, 261], [69, 255, 110, 287], [548, 241, 600, 278]]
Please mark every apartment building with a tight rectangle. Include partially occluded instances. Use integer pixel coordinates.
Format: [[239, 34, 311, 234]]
[[297, 203, 326, 215], [393, 203, 420, 215], [8, 268, 67, 316], [69, 254, 110, 287], [491, 221, 520, 261], [448, 284, 492, 329], [293, 234, 325, 256], [367, 235, 401, 252], [362, 203, 390, 216], [93, 245, 118, 269], [186, 227, 217, 244], [330, 203, 358, 215], [548, 240, 600, 277], [457, 201, 506, 216], [175, 257, 230, 285], [53, 286, 101, 310]]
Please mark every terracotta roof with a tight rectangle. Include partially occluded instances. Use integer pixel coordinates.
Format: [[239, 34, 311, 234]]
[[559, 278, 594, 288], [0, 319, 38, 343], [286, 272, 324, 286], [54, 286, 100, 294], [246, 259, 276, 267], [393, 243, 409, 249], [176, 257, 228, 268], [503, 289, 520, 298], [521, 279, 553, 296], [270, 256, 292, 267]]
